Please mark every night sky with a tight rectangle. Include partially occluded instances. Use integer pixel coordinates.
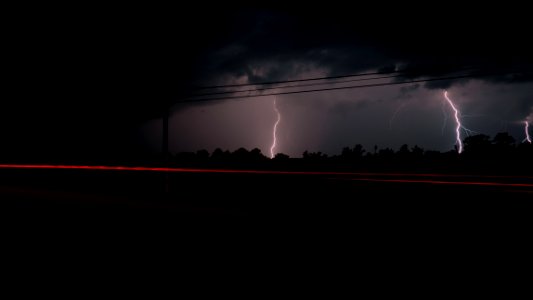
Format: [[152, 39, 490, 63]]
[[3, 4, 532, 160]]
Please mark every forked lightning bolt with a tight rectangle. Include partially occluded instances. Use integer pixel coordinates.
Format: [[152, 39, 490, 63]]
[[444, 91, 464, 154], [524, 121, 532, 144], [270, 97, 281, 158]]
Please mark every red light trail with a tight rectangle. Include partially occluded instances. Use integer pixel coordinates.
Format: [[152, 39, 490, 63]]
[[1, 164, 532, 187], [345, 178, 533, 188]]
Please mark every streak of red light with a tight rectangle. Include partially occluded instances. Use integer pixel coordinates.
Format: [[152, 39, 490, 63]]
[[345, 178, 533, 188], [0, 164, 532, 180]]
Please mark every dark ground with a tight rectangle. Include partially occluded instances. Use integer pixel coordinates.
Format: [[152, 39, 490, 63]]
[[2, 167, 531, 286], [2, 168, 531, 227]]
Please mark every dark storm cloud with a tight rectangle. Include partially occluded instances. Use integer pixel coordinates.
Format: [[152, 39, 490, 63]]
[[398, 84, 420, 99], [328, 98, 372, 117], [3, 4, 532, 159], [190, 6, 533, 89], [182, 6, 533, 130]]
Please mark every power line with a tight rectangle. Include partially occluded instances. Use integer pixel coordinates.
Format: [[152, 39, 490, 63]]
[[176, 70, 530, 104], [190, 65, 480, 90], [187, 74, 407, 98], [186, 69, 485, 98]]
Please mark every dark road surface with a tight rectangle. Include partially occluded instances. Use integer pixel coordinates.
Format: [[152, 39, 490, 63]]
[[2, 165, 532, 271], [1, 165, 532, 220]]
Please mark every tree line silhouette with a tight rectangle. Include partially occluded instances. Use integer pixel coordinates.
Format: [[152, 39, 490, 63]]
[[0, 132, 530, 173], [170, 132, 532, 174]]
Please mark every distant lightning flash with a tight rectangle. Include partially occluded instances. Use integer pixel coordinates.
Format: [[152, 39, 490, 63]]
[[270, 97, 281, 158], [524, 121, 532, 144], [389, 102, 407, 130], [444, 91, 464, 154]]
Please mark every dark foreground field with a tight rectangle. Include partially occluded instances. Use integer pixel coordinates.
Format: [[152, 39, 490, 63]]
[[2, 167, 532, 228], [2, 167, 532, 281]]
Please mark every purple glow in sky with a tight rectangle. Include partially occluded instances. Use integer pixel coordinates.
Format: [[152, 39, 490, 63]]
[[3, 6, 532, 160], [138, 79, 532, 157]]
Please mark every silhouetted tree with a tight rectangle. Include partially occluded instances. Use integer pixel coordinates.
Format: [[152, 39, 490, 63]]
[[250, 148, 267, 161], [411, 145, 424, 158], [163, 131, 530, 173], [378, 148, 394, 159], [341, 147, 351, 157], [397, 144, 410, 159], [196, 149, 209, 160], [232, 148, 250, 161], [398, 144, 410, 154], [211, 148, 230, 161], [493, 132, 515, 147], [341, 144, 365, 161], [175, 151, 196, 162], [303, 150, 328, 161], [424, 150, 440, 160], [492, 132, 515, 156], [463, 134, 491, 156], [516, 143, 533, 167], [273, 153, 290, 161]]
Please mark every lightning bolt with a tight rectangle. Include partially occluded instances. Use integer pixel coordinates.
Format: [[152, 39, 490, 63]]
[[389, 103, 407, 130], [270, 97, 281, 159], [524, 121, 532, 144], [443, 91, 464, 154]]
